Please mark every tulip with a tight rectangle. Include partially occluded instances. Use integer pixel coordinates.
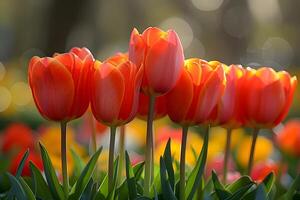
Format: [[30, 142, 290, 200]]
[[129, 27, 184, 95], [137, 92, 167, 120], [166, 58, 225, 199], [239, 67, 297, 174], [91, 53, 142, 192], [276, 120, 300, 157], [208, 61, 245, 183], [28, 47, 94, 196], [129, 27, 184, 195], [28, 47, 94, 122], [251, 161, 278, 182]]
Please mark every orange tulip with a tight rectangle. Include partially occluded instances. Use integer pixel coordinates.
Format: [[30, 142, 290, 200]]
[[276, 120, 300, 157], [129, 27, 184, 95], [91, 53, 143, 126], [250, 161, 278, 182], [167, 58, 226, 126], [240, 67, 297, 128], [208, 62, 245, 128], [137, 92, 167, 120], [28, 47, 94, 121]]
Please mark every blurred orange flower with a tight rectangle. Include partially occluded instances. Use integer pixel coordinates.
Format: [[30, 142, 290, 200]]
[[1, 123, 35, 153], [251, 161, 278, 182], [276, 120, 300, 157]]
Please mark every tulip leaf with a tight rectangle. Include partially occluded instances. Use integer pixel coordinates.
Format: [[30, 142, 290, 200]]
[[6, 173, 27, 200], [29, 162, 52, 200], [133, 161, 145, 180], [19, 177, 35, 200], [211, 170, 231, 199], [70, 148, 86, 178], [159, 157, 177, 200], [39, 143, 65, 200], [186, 131, 209, 200], [69, 146, 102, 200], [16, 149, 29, 178], [254, 185, 267, 200], [125, 151, 137, 199], [261, 172, 275, 195], [163, 139, 175, 190], [226, 175, 254, 193], [226, 184, 254, 200], [282, 174, 300, 200]]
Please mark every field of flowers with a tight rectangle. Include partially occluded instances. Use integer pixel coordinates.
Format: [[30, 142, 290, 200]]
[[0, 26, 299, 200]]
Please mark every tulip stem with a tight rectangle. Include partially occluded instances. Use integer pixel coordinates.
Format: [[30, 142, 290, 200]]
[[223, 128, 232, 184], [89, 112, 97, 154], [60, 121, 69, 197], [247, 128, 259, 175], [118, 125, 126, 185], [180, 126, 189, 200], [144, 95, 155, 197], [108, 126, 117, 193]]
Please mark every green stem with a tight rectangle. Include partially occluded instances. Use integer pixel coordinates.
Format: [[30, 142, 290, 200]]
[[247, 128, 259, 175], [144, 95, 155, 197], [108, 126, 117, 193], [60, 121, 69, 197], [180, 126, 189, 200], [89, 112, 97, 154], [118, 125, 126, 185], [223, 128, 232, 184]]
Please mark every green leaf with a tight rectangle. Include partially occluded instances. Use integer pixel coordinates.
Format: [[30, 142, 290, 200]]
[[211, 170, 231, 199], [69, 147, 102, 200], [19, 177, 35, 200], [261, 172, 275, 195], [186, 131, 209, 200], [133, 161, 144, 181], [39, 143, 65, 200], [226, 176, 253, 193], [283, 174, 300, 200], [226, 184, 254, 200], [70, 148, 86, 178], [163, 139, 175, 190], [98, 156, 119, 198], [159, 157, 176, 200], [125, 151, 137, 199], [6, 173, 27, 200], [16, 149, 29, 178], [29, 162, 52, 200]]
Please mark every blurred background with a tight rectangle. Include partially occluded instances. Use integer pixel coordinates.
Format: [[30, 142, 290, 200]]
[[0, 0, 299, 182]]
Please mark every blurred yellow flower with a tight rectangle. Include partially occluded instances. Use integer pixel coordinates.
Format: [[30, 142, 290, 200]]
[[236, 135, 273, 168], [39, 125, 86, 176], [154, 126, 203, 166]]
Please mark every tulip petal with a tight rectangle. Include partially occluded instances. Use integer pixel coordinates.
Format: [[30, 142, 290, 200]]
[[167, 69, 193, 125], [129, 28, 146, 68], [142, 27, 166, 46], [91, 63, 125, 125], [29, 59, 74, 121], [145, 36, 184, 94]]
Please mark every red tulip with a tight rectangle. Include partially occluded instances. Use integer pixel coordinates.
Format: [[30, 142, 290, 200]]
[[276, 120, 300, 157], [28, 47, 94, 121], [137, 92, 167, 120], [251, 161, 278, 182], [208, 62, 245, 127], [167, 58, 226, 126], [9, 151, 43, 177], [129, 27, 184, 95], [1, 123, 35, 153], [240, 67, 297, 128], [91, 53, 143, 126]]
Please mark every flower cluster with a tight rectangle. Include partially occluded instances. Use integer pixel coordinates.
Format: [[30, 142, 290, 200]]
[[28, 27, 297, 199]]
